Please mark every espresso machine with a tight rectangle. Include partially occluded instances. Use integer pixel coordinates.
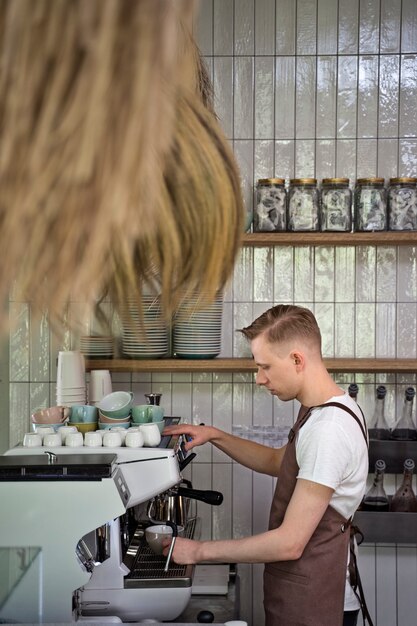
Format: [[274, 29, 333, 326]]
[[0, 423, 222, 623]]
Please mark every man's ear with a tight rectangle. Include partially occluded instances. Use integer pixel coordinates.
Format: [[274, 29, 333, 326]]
[[291, 350, 305, 371]]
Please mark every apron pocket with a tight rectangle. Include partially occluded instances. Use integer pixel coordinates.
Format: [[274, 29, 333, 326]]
[[265, 563, 310, 586]]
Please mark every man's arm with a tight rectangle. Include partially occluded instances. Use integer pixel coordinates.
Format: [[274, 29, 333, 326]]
[[163, 423, 286, 477], [164, 478, 334, 564]]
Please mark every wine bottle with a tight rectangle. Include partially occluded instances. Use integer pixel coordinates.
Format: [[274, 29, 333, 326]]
[[390, 459, 417, 512], [348, 383, 359, 402], [361, 459, 389, 512], [391, 387, 417, 441], [368, 385, 390, 440]]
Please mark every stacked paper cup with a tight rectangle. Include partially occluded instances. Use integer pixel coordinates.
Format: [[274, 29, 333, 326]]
[[56, 351, 86, 406], [89, 369, 112, 406]]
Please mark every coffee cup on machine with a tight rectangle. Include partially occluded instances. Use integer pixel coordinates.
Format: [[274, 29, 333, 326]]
[[145, 524, 184, 555]]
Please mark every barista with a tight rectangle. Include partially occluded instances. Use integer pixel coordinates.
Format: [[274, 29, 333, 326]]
[[163, 304, 369, 626]]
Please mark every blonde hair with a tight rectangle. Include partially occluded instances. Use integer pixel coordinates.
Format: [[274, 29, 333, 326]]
[[239, 305, 322, 355], [0, 0, 244, 332]]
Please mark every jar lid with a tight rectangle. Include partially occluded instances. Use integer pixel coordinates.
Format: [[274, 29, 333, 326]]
[[356, 177, 385, 185], [389, 177, 417, 185], [290, 178, 317, 185], [257, 178, 285, 185], [322, 178, 349, 185]]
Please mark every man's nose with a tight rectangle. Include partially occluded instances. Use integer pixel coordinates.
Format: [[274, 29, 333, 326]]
[[255, 369, 266, 385]]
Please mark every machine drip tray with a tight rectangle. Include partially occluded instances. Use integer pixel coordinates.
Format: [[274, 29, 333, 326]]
[[124, 518, 200, 589]]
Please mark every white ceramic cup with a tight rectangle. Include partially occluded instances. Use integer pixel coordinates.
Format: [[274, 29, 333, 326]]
[[139, 423, 161, 447], [110, 426, 127, 443], [34, 425, 55, 436], [94, 429, 105, 439], [23, 432, 43, 448], [57, 425, 78, 443], [89, 369, 112, 402], [145, 524, 184, 555], [42, 433, 62, 447], [65, 432, 84, 447], [57, 350, 86, 389], [84, 431, 103, 448], [102, 431, 122, 448], [125, 430, 144, 448]]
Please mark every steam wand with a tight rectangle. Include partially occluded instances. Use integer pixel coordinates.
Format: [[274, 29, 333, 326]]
[[147, 510, 178, 572]]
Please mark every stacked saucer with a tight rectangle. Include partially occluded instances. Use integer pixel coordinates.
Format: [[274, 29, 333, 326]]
[[80, 335, 114, 359], [120, 296, 169, 359], [173, 293, 223, 359], [56, 350, 87, 406]]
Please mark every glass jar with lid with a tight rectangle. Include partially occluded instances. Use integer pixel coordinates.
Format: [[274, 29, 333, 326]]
[[287, 178, 319, 231], [354, 177, 387, 231], [254, 178, 286, 231], [388, 177, 417, 231], [320, 178, 352, 232]]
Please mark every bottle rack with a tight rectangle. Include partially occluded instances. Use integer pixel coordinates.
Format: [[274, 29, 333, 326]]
[[353, 439, 417, 544]]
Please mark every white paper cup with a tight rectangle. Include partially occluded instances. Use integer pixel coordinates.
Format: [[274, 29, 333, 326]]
[[65, 432, 84, 447], [42, 433, 62, 447], [57, 350, 86, 389], [102, 431, 122, 448], [84, 432, 103, 448], [125, 431, 144, 448], [23, 432, 43, 448], [89, 369, 112, 402]]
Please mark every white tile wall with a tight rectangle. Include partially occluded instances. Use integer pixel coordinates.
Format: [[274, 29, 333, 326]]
[[6, 1, 417, 624]]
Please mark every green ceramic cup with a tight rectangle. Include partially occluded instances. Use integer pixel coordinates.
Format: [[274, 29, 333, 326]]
[[131, 405, 152, 424]]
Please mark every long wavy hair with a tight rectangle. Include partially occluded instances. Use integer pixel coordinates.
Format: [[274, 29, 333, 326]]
[[0, 0, 244, 333]]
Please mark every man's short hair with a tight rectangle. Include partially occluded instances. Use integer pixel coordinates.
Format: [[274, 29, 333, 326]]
[[239, 304, 322, 354]]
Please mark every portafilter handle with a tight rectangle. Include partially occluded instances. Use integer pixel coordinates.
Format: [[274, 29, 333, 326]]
[[177, 486, 223, 506]]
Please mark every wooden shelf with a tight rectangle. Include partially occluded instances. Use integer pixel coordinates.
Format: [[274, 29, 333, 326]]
[[242, 232, 417, 246], [85, 358, 417, 373]]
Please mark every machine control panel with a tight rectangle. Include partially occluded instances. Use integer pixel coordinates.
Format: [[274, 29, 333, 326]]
[[113, 467, 131, 506]]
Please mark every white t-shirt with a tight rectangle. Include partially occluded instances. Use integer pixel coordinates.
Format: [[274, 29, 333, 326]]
[[295, 393, 369, 611]]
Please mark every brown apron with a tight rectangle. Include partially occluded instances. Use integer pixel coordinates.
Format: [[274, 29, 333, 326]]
[[264, 402, 368, 626]]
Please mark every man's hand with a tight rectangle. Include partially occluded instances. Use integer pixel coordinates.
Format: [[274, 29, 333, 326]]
[[162, 536, 203, 564], [162, 424, 216, 451]]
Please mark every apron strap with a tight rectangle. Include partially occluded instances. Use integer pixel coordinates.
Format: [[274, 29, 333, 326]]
[[349, 525, 375, 626]]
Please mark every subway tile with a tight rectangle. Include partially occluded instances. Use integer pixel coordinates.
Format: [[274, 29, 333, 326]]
[[253, 379, 274, 424], [355, 303, 376, 358], [380, 0, 401, 53], [317, 0, 338, 54], [212, 382, 233, 462], [212, 464, 232, 540], [375, 303, 397, 358], [194, 0, 213, 55], [295, 56, 316, 139], [232, 381, 254, 427], [275, 0, 296, 55], [314, 247, 335, 302], [9, 382, 30, 447], [316, 56, 337, 138], [335, 140, 357, 180], [9, 303, 29, 382], [273, 246, 294, 303], [192, 384, 213, 461], [335, 302, 355, 358], [254, 140, 275, 180], [401, 0, 417, 53], [315, 302, 335, 357], [29, 312, 50, 383], [254, 56, 275, 139], [213, 57, 234, 139], [295, 139, 315, 176], [233, 303, 254, 357], [356, 246, 376, 302], [338, 0, 359, 54], [234, 57, 254, 139], [171, 382, 193, 422], [232, 463, 253, 537], [378, 54, 400, 139], [397, 246, 417, 302], [252, 472, 273, 535], [294, 247, 315, 302], [337, 56, 358, 139], [220, 302, 233, 358], [234, 0, 255, 55], [255, 0, 276, 55], [233, 246, 254, 303], [213, 0, 233, 55], [399, 55, 417, 138], [397, 303, 417, 359], [192, 463, 213, 540], [274, 140, 295, 178], [273, 396, 296, 429], [399, 139, 417, 177], [171, 372, 192, 384], [30, 381, 50, 414], [335, 247, 356, 302], [275, 57, 296, 139], [253, 247, 274, 301], [376, 247, 397, 302], [397, 546, 417, 625], [315, 140, 336, 180], [359, 0, 380, 54], [358, 56, 379, 138], [296, 0, 317, 55], [233, 140, 255, 223], [357, 139, 378, 177]]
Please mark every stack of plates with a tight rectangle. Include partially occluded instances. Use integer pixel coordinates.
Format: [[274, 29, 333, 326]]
[[120, 296, 169, 359], [173, 293, 223, 359], [56, 350, 87, 406], [80, 335, 114, 359]]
